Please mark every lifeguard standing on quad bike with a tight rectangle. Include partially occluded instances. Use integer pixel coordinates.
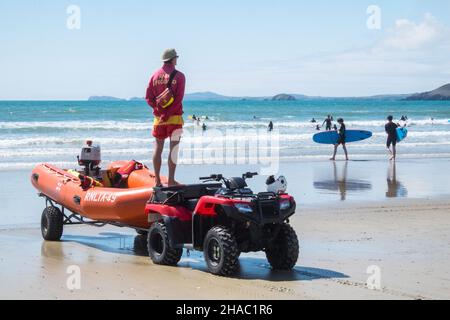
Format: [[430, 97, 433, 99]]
[[145, 49, 186, 187]]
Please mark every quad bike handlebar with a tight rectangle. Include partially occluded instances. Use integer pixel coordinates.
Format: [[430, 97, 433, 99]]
[[199, 172, 258, 182], [199, 172, 259, 190], [242, 172, 258, 179]]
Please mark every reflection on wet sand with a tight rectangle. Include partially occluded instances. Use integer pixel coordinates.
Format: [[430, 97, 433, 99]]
[[314, 162, 372, 201], [48, 232, 348, 282], [386, 162, 408, 198], [60, 232, 148, 257]]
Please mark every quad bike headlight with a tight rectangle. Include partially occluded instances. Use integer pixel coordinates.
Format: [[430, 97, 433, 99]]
[[279, 200, 291, 211], [234, 203, 254, 214]]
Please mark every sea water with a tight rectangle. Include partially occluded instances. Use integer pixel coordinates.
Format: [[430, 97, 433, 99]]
[[0, 99, 449, 170], [1, 99, 450, 226]]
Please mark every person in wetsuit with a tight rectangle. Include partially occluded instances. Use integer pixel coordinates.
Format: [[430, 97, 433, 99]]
[[268, 121, 274, 132], [322, 115, 333, 131], [385, 115, 399, 161], [330, 118, 348, 161]]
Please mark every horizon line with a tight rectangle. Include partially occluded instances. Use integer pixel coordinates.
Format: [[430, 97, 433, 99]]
[[0, 91, 418, 102]]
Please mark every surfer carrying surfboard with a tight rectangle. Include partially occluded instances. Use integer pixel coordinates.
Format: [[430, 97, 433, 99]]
[[385, 115, 399, 161], [330, 118, 349, 161]]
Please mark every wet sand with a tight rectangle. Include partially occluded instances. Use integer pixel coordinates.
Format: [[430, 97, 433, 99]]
[[1, 198, 450, 300], [2, 158, 450, 227]]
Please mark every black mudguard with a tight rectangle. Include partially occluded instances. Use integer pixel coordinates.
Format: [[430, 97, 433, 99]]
[[161, 216, 191, 248]]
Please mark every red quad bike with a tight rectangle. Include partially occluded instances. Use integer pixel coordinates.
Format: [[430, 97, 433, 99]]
[[145, 172, 299, 276]]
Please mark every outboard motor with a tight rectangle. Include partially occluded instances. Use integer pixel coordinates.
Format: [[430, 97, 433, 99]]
[[77, 140, 101, 177]]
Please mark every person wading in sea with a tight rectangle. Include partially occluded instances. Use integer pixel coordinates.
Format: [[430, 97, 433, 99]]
[[322, 115, 333, 131], [145, 49, 186, 187]]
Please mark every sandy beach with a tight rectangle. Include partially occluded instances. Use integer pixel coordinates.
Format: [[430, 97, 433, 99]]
[[1, 197, 449, 300]]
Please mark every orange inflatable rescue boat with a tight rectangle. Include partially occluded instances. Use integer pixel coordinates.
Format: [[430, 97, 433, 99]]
[[31, 141, 167, 240]]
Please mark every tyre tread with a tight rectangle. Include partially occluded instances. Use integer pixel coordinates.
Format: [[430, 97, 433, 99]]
[[266, 224, 299, 270], [147, 222, 182, 266], [205, 226, 239, 276], [41, 206, 64, 241]]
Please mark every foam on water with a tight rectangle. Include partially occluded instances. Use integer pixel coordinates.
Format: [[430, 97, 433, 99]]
[[0, 100, 449, 170], [0, 118, 448, 131]]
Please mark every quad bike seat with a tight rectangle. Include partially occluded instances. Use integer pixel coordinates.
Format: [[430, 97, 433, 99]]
[[151, 183, 222, 206]]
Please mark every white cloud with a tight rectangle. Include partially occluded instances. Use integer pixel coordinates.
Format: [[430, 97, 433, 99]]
[[381, 13, 447, 50], [189, 14, 450, 97], [256, 14, 450, 96]]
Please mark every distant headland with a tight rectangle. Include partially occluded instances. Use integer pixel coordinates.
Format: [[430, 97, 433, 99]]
[[88, 96, 127, 101], [404, 84, 450, 101], [270, 94, 297, 101], [88, 83, 450, 102]]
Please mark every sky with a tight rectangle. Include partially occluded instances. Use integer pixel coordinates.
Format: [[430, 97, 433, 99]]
[[1, 0, 450, 99]]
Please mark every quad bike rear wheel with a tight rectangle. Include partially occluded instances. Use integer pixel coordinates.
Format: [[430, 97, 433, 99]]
[[147, 222, 182, 266], [136, 229, 148, 236], [133, 234, 149, 256], [265, 223, 299, 270], [203, 226, 239, 276], [41, 206, 64, 241]]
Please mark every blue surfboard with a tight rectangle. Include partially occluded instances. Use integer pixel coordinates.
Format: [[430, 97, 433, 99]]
[[396, 127, 408, 142], [313, 130, 372, 145]]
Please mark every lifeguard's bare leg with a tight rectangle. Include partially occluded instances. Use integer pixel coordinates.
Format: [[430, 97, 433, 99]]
[[153, 139, 165, 186], [168, 140, 180, 186]]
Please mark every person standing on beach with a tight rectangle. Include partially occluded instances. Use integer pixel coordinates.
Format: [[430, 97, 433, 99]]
[[330, 118, 348, 161], [145, 49, 186, 187], [385, 115, 399, 161], [322, 115, 333, 131], [268, 121, 274, 132]]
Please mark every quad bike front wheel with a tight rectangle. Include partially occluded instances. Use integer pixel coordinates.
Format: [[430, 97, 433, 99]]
[[203, 226, 239, 276], [147, 222, 182, 266], [265, 223, 299, 270], [41, 206, 64, 241]]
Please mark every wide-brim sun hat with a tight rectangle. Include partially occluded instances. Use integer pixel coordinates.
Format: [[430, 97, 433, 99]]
[[162, 49, 179, 62]]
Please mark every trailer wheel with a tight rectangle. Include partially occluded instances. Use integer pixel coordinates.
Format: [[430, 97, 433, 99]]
[[147, 222, 182, 266], [265, 224, 299, 270], [203, 226, 239, 276], [41, 206, 64, 241]]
